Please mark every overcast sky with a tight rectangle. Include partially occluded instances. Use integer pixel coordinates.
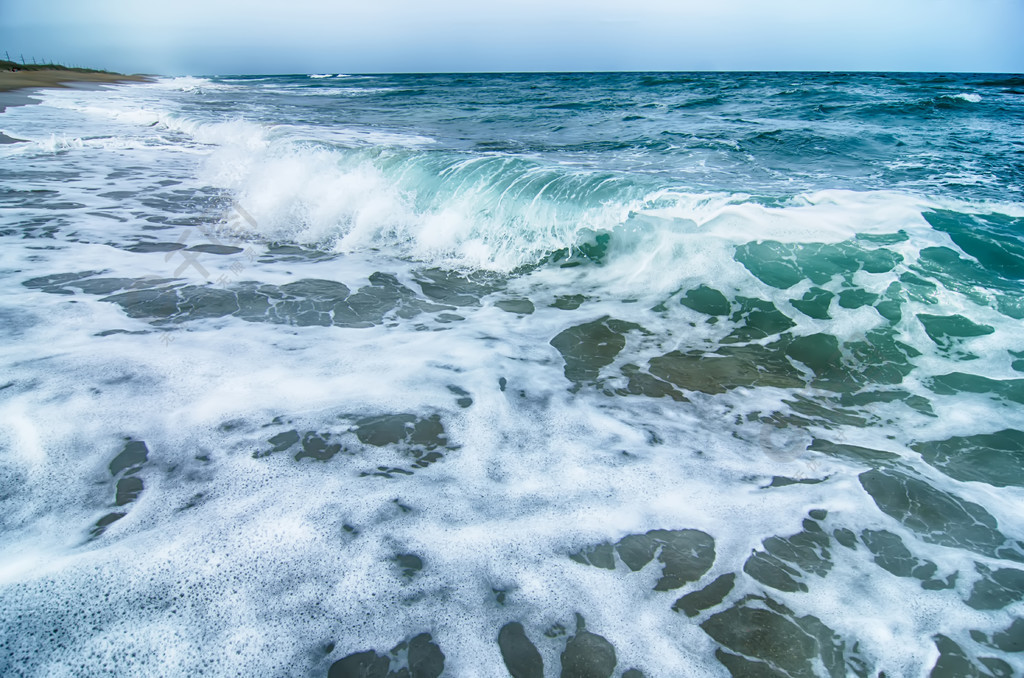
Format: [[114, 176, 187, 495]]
[[2, 0, 1021, 75]]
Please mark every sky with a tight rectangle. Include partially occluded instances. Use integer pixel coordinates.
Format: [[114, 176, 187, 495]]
[[1, 0, 1022, 75]]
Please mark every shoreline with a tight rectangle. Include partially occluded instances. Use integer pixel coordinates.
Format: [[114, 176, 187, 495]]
[[0, 71, 152, 115], [0, 71, 153, 136], [0, 69, 151, 93]]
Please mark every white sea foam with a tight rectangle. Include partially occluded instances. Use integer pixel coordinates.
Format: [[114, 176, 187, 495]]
[[178, 117, 954, 273], [1, 74, 1023, 677], [299, 86, 395, 96], [257, 86, 396, 97], [146, 75, 235, 93]]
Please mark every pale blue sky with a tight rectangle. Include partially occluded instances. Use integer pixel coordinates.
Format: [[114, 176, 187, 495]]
[[2, 0, 1021, 74]]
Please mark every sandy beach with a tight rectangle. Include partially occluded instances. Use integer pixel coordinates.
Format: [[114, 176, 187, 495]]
[[0, 69, 149, 93], [0, 69, 151, 134]]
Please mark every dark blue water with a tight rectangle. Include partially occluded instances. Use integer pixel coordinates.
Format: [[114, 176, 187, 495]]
[[207, 72, 1024, 201]]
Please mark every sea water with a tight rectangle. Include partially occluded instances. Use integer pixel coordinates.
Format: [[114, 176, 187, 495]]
[[0, 72, 1022, 676]]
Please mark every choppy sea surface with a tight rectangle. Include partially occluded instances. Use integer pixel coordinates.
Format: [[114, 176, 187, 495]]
[[1, 72, 1023, 677]]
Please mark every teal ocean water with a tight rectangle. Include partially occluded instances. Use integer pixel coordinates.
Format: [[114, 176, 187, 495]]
[[1, 72, 1023, 676]]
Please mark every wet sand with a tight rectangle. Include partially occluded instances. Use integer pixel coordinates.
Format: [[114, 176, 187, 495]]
[[0, 70, 152, 131]]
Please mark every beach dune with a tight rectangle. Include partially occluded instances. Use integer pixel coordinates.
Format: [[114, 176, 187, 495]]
[[0, 69, 148, 92]]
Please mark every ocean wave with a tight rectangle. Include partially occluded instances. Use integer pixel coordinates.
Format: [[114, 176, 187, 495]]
[[10, 87, 1022, 280], [978, 75, 1024, 87], [26, 133, 162, 153], [205, 148, 921, 267], [163, 110, 1024, 274], [950, 92, 982, 103], [146, 76, 235, 93], [279, 87, 396, 96], [299, 127, 436, 147], [840, 93, 984, 119], [203, 146, 641, 270]]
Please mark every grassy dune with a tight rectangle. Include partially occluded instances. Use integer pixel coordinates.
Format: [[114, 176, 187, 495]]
[[0, 59, 149, 92]]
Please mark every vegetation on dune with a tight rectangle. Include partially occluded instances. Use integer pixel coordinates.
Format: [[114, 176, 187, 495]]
[[1, 54, 115, 74]]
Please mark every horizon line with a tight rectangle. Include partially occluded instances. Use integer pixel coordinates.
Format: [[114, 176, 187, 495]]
[[174, 69, 1024, 78]]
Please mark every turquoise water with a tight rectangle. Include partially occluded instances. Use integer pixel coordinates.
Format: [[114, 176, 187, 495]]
[[0, 72, 1022, 676]]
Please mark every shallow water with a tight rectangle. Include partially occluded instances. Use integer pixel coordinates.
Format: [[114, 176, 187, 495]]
[[0, 72, 1023, 677]]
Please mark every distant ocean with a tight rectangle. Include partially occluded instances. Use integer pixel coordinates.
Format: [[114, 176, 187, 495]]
[[1, 72, 1023, 677]]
